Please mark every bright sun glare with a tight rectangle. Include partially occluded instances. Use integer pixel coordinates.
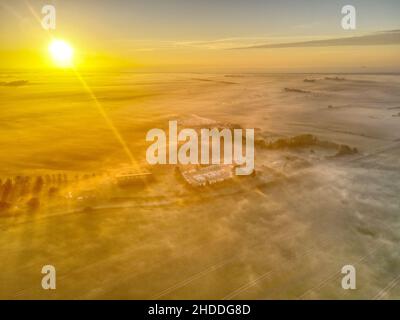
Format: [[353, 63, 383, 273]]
[[49, 39, 74, 67]]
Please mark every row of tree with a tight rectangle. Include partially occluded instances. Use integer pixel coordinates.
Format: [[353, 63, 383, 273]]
[[0, 173, 99, 203]]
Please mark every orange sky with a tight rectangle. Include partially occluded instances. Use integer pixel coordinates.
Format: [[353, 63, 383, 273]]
[[1, 0, 399, 72]]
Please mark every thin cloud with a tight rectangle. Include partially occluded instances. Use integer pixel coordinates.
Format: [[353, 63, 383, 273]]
[[233, 30, 400, 49]]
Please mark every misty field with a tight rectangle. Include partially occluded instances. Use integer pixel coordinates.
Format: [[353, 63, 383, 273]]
[[0, 71, 399, 299]]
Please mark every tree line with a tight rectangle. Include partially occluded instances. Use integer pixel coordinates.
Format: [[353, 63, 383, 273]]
[[0, 172, 98, 211]]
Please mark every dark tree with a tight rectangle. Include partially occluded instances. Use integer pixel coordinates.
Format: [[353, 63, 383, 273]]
[[19, 176, 31, 197], [1, 179, 13, 202], [45, 174, 52, 185], [32, 176, 44, 194], [13, 176, 23, 199], [48, 187, 59, 198], [14, 176, 23, 185], [26, 197, 40, 211]]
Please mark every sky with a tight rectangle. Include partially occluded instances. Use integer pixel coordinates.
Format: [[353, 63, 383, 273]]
[[1, 0, 400, 72]]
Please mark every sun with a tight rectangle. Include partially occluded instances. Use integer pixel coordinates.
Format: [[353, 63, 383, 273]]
[[49, 39, 74, 67]]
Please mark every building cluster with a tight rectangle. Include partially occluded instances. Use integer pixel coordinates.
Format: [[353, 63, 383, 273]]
[[178, 164, 234, 187], [113, 167, 153, 186]]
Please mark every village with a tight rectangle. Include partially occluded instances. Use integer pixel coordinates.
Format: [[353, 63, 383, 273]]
[[145, 120, 255, 175], [0, 159, 259, 217]]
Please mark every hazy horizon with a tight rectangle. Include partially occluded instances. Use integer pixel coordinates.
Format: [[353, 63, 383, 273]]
[[1, 0, 400, 72]]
